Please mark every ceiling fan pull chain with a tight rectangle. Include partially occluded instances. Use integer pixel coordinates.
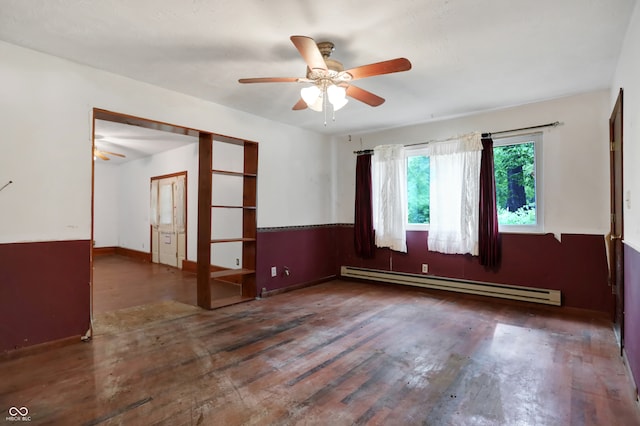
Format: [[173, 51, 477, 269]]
[[323, 89, 328, 126]]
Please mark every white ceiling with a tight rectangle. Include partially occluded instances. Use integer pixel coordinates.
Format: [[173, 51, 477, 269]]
[[94, 119, 197, 164], [0, 0, 636, 142]]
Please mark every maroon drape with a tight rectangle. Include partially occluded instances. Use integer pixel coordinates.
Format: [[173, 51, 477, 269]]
[[354, 153, 375, 258], [479, 136, 501, 268]]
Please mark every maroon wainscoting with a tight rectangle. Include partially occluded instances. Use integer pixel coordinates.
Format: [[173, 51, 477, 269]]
[[335, 226, 613, 312], [0, 240, 91, 352], [624, 243, 640, 394], [256, 225, 337, 294]]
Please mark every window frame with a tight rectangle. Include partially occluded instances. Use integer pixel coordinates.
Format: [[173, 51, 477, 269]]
[[493, 132, 543, 234], [404, 132, 544, 233], [405, 146, 430, 231]]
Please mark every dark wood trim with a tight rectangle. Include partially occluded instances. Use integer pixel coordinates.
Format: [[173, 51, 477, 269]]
[[242, 142, 258, 299], [261, 275, 336, 298], [1, 335, 82, 360], [622, 348, 639, 403], [115, 247, 152, 263], [151, 170, 189, 181], [609, 88, 625, 347], [182, 259, 197, 273], [93, 108, 200, 138], [197, 132, 213, 309], [93, 109, 260, 145], [93, 247, 117, 256], [93, 246, 151, 263]]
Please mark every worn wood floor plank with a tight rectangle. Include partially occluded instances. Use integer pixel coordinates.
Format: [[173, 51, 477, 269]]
[[2, 275, 639, 425]]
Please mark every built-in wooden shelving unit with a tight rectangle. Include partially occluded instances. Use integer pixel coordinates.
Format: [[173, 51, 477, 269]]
[[197, 134, 258, 309]]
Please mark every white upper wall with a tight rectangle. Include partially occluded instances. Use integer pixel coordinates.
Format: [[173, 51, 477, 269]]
[[612, 0, 640, 252], [93, 163, 119, 247], [116, 142, 198, 254], [335, 90, 611, 237], [0, 41, 335, 244]]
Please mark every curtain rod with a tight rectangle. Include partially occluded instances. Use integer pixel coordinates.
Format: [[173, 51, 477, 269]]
[[482, 121, 560, 137], [353, 121, 561, 154]]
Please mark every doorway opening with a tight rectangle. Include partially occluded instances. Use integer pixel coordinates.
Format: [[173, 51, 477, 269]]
[[609, 88, 624, 353], [90, 109, 257, 335], [91, 110, 200, 333]]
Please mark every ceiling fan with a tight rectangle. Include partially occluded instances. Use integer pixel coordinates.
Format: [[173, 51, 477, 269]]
[[93, 133, 126, 161], [239, 35, 412, 114], [93, 147, 126, 161]]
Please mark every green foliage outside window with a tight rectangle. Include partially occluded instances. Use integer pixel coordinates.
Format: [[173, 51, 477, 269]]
[[407, 155, 430, 224], [493, 142, 536, 225], [406, 140, 537, 226]]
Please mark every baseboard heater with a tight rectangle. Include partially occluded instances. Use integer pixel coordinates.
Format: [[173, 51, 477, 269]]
[[340, 266, 561, 306]]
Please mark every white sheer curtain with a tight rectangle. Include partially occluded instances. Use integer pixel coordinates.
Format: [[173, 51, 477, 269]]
[[372, 144, 407, 252], [426, 132, 482, 255]]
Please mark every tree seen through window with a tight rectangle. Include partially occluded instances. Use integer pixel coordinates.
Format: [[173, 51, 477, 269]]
[[406, 136, 538, 226]]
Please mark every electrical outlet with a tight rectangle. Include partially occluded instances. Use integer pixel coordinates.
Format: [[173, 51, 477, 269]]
[[421, 264, 429, 273], [271, 266, 277, 277]]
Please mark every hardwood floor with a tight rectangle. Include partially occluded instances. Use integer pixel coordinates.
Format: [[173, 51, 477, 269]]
[[92, 254, 240, 314], [2, 280, 639, 425]]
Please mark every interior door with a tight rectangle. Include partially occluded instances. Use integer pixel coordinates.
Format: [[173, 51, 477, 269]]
[[609, 88, 624, 352], [150, 173, 187, 268], [175, 174, 186, 267], [158, 178, 178, 267], [151, 179, 159, 263]]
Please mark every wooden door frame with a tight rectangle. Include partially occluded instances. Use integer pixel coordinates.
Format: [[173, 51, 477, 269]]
[[609, 88, 624, 351], [150, 171, 188, 267], [91, 109, 202, 324], [91, 108, 257, 317]]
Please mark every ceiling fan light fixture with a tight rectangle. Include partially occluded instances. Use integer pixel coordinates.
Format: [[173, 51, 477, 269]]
[[331, 96, 348, 111], [301, 85, 321, 106], [327, 84, 348, 111], [308, 94, 324, 112]]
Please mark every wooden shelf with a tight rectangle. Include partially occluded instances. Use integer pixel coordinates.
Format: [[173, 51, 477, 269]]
[[212, 169, 257, 178], [198, 138, 258, 309], [210, 238, 256, 244], [211, 205, 256, 210], [211, 268, 255, 279]]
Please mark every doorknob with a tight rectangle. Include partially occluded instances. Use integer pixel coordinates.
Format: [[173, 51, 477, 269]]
[[610, 234, 622, 241]]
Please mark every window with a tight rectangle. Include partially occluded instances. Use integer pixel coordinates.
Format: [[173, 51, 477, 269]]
[[493, 133, 542, 232], [405, 132, 542, 232], [407, 154, 430, 225]]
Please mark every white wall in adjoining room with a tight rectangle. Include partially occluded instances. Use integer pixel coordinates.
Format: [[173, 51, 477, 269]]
[[93, 162, 119, 247], [116, 142, 198, 255], [0, 40, 335, 246], [611, 0, 640, 251], [334, 90, 612, 238], [94, 137, 255, 263]]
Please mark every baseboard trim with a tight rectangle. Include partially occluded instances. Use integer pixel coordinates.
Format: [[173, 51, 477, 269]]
[[92, 246, 152, 263], [116, 247, 152, 263], [260, 275, 336, 298], [93, 246, 116, 256], [1, 335, 83, 360], [622, 348, 640, 404]]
